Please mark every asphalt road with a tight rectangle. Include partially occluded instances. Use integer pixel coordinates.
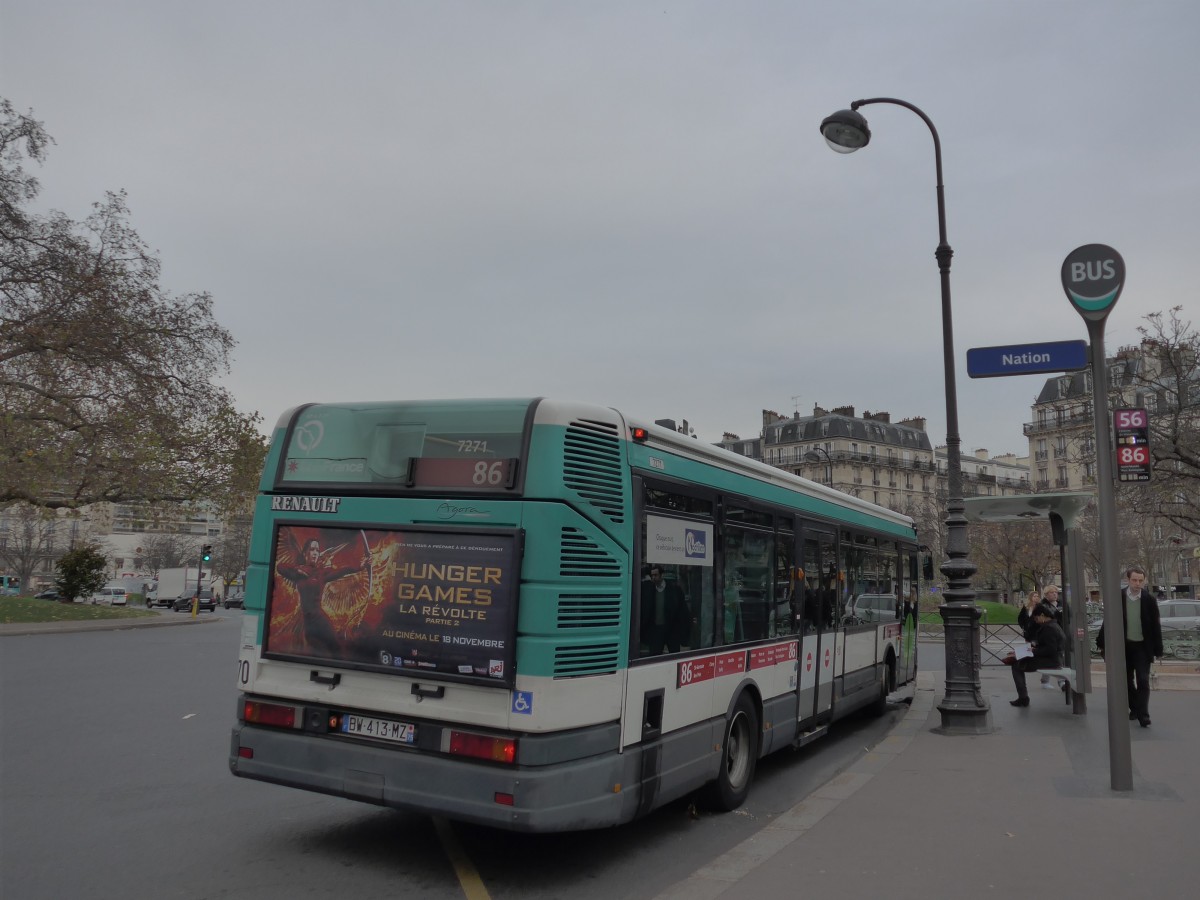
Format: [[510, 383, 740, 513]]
[[1, 611, 911, 900]]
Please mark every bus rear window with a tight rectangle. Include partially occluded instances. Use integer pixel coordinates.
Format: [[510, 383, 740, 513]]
[[277, 399, 533, 490]]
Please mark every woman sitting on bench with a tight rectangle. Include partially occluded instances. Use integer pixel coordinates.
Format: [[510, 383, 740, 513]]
[[1010, 603, 1065, 707]]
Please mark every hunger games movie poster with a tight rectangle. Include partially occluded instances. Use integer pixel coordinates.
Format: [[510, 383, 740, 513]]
[[264, 523, 520, 686]]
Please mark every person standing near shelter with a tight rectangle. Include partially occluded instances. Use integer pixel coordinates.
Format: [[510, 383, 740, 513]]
[[1096, 565, 1163, 727], [1017, 590, 1041, 640], [1010, 603, 1066, 706]]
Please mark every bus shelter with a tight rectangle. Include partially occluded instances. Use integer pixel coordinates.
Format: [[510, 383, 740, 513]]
[[964, 492, 1094, 713]]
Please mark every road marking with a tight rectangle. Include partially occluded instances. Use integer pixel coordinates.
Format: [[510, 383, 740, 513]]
[[433, 816, 492, 900]]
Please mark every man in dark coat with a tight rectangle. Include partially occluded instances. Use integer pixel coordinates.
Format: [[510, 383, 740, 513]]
[[641, 565, 691, 655], [1097, 565, 1163, 727], [1010, 603, 1066, 707]]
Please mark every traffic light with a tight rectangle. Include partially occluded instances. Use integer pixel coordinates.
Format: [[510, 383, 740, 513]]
[[201, 544, 213, 563]]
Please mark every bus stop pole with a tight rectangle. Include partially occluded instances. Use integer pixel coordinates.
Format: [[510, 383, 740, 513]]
[[1087, 319, 1132, 790]]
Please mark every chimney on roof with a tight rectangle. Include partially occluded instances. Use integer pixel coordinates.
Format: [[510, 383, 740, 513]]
[[812, 404, 829, 417], [762, 409, 785, 429], [975, 449, 989, 459], [722, 432, 740, 441], [864, 410, 891, 423], [898, 416, 927, 432], [831, 405, 855, 417]]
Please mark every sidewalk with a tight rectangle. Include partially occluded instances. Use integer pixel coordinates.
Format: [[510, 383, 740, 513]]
[[657, 662, 1200, 900]]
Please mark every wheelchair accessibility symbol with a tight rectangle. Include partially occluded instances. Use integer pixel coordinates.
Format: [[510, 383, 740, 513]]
[[512, 691, 533, 715]]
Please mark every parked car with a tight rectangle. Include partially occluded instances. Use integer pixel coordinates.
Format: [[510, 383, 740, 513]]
[[1157, 599, 1200, 631], [843, 593, 899, 623], [1088, 599, 1200, 656], [173, 589, 216, 613], [34, 589, 60, 600], [223, 589, 245, 610], [90, 586, 128, 606]]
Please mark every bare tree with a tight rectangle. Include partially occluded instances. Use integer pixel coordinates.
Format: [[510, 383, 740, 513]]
[[1, 98, 264, 510], [213, 512, 253, 590], [970, 521, 1058, 602], [138, 531, 202, 575], [0, 502, 57, 592], [1124, 308, 1200, 541]]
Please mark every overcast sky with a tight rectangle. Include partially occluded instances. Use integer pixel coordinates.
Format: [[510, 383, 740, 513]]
[[4, 1, 1197, 456]]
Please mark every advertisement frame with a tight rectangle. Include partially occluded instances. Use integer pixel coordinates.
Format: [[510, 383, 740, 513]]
[[263, 520, 523, 688]]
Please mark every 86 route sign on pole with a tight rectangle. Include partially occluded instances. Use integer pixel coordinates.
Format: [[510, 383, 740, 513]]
[[1113, 407, 1152, 483]]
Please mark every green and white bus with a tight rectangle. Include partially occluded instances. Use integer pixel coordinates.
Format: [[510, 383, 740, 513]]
[[230, 398, 922, 831]]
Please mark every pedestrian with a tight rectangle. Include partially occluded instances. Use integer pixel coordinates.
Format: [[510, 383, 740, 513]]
[[1096, 565, 1164, 727], [1038, 585, 1064, 689], [1010, 603, 1066, 707], [641, 565, 691, 654], [1017, 590, 1041, 640]]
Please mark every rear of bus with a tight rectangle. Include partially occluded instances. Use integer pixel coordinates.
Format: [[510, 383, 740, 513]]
[[229, 398, 638, 831]]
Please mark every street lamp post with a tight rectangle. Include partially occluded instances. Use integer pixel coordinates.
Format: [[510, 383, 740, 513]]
[[804, 446, 833, 486], [821, 98, 992, 734]]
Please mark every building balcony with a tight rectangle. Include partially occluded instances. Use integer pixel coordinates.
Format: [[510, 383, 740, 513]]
[[1024, 413, 1092, 435]]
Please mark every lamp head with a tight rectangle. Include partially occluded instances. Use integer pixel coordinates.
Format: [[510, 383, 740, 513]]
[[820, 108, 871, 153], [804, 450, 823, 463]]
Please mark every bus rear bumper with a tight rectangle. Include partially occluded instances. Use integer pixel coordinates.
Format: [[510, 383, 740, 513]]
[[229, 724, 642, 832]]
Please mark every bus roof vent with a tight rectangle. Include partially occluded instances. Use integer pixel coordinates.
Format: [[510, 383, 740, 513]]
[[553, 642, 621, 678], [559, 527, 622, 578], [562, 418, 626, 525]]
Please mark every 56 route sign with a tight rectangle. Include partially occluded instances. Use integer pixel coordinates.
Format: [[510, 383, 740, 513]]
[[1114, 407, 1152, 483]]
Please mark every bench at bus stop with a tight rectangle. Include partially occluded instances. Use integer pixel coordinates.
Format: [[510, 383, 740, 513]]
[[1036, 666, 1077, 706], [1005, 657, 1081, 710]]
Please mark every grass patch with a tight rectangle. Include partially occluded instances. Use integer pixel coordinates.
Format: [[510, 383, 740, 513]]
[[919, 600, 1019, 625], [1, 595, 159, 625]]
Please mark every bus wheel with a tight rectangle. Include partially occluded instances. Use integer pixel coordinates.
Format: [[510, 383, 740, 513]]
[[707, 693, 758, 811], [872, 654, 896, 717]]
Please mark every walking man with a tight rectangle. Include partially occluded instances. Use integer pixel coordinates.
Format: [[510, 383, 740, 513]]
[[1097, 565, 1163, 727]]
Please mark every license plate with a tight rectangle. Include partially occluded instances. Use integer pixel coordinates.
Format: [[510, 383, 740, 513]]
[[341, 714, 416, 744]]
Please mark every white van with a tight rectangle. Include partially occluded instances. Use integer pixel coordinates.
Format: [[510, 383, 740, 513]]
[[90, 586, 128, 606]]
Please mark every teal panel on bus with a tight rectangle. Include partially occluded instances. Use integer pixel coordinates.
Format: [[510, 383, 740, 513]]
[[626, 443, 915, 540], [523, 422, 634, 551], [515, 501, 630, 678]]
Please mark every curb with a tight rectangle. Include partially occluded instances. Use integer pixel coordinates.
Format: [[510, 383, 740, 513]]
[[0, 614, 221, 637], [652, 673, 936, 900]]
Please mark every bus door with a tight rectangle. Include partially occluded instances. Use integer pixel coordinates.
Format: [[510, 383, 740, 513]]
[[797, 527, 838, 724], [897, 547, 921, 684]]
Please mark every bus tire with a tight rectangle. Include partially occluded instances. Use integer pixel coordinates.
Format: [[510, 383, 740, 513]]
[[706, 693, 759, 812], [872, 653, 896, 717]]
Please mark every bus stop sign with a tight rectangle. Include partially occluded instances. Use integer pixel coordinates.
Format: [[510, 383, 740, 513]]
[[1062, 244, 1125, 322]]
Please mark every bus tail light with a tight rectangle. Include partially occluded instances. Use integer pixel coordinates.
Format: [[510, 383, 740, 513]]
[[448, 730, 516, 764], [243, 700, 298, 729]]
